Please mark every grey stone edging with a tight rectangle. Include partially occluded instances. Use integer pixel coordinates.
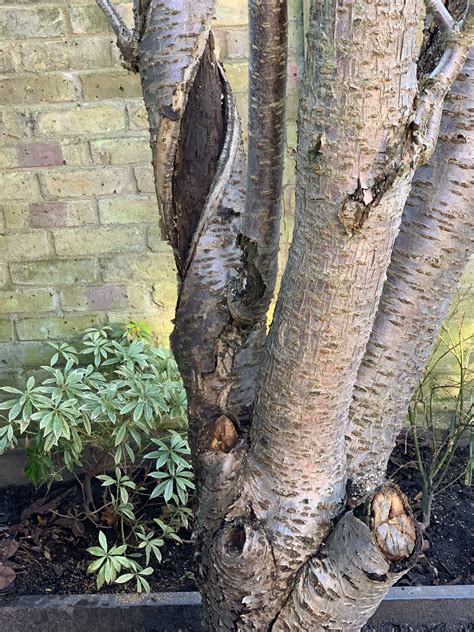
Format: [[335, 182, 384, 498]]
[[0, 586, 472, 631]]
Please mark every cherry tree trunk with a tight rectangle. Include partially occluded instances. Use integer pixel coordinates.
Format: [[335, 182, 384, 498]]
[[97, 0, 473, 629]]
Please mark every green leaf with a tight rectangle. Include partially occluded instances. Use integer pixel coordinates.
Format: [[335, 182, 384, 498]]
[[114, 424, 127, 446], [115, 573, 134, 584], [98, 531, 108, 552], [86, 546, 105, 558]]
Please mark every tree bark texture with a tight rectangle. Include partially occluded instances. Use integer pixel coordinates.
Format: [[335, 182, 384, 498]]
[[347, 50, 474, 501], [241, 0, 420, 574], [97, 0, 473, 629]]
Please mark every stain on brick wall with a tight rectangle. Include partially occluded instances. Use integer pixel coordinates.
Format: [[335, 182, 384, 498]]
[[0, 0, 303, 387]]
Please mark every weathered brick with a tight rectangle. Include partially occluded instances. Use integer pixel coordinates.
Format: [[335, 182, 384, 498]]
[[0, 289, 54, 314], [286, 122, 297, 152], [0, 42, 19, 73], [67, 36, 116, 70], [134, 166, 155, 193], [147, 225, 165, 252], [81, 72, 142, 100], [288, 19, 305, 59], [2, 201, 89, 232], [61, 284, 128, 311], [62, 140, 92, 167], [0, 232, 50, 262], [215, 2, 247, 26], [126, 285, 151, 310], [17, 142, 64, 168], [215, 28, 247, 60], [69, 5, 110, 34], [101, 252, 175, 283], [0, 320, 13, 343], [69, 3, 134, 34], [10, 259, 98, 286], [99, 196, 158, 224], [224, 62, 248, 94], [3, 203, 29, 230], [19, 40, 68, 72], [0, 110, 27, 143], [53, 225, 144, 256], [35, 105, 126, 137], [16, 314, 105, 341], [0, 264, 8, 288], [0, 146, 18, 169], [127, 103, 148, 131], [0, 172, 37, 201], [288, 0, 304, 22], [39, 166, 133, 198], [64, 200, 97, 226], [29, 202, 67, 228], [0, 342, 53, 369], [0, 74, 79, 105], [152, 277, 178, 308], [0, 7, 64, 40], [90, 137, 150, 165]]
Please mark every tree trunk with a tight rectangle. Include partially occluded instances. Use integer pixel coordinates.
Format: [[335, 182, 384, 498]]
[[97, 0, 473, 629], [347, 50, 474, 501]]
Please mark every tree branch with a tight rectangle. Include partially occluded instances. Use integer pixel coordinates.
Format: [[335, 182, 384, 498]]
[[229, 0, 288, 324], [413, 4, 473, 163], [425, 0, 454, 32], [347, 51, 474, 500], [273, 485, 421, 631], [96, 0, 138, 71]]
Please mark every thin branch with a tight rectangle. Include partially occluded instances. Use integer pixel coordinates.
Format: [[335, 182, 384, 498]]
[[425, 0, 454, 33], [96, 0, 138, 71], [413, 5, 473, 163], [229, 0, 288, 324]]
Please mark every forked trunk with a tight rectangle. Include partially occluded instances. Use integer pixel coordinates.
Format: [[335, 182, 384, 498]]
[[97, 0, 473, 629]]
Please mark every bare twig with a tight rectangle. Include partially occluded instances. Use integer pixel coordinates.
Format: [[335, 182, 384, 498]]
[[95, 0, 138, 71], [425, 0, 454, 33], [413, 5, 473, 163]]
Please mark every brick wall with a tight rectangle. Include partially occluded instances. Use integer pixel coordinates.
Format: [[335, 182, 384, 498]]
[[0, 1, 471, 391], [0, 1, 303, 387]]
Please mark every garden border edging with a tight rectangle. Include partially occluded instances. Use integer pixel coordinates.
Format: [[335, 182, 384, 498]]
[[0, 585, 472, 631]]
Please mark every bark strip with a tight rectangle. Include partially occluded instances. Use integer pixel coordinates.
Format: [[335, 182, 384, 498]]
[[96, 0, 138, 69], [347, 51, 474, 500]]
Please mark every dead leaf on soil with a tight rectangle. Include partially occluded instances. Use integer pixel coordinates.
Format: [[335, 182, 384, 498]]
[[0, 564, 16, 591], [0, 537, 18, 560]]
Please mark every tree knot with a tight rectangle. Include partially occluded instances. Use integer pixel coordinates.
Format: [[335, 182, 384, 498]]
[[209, 415, 239, 453]]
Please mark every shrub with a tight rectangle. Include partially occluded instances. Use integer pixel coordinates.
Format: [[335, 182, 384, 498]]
[[0, 322, 193, 592], [408, 313, 473, 528]]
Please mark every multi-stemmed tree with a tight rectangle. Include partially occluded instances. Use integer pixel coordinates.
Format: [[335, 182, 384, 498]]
[[97, 0, 473, 629]]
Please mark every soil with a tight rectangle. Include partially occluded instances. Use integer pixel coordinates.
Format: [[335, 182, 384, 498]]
[[0, 434, 472, 597], [0, 478, 196, 596]]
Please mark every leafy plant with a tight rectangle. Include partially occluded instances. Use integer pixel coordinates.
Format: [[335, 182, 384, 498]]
[[0, 323, 193, 593], [408, 309, 473, 527]]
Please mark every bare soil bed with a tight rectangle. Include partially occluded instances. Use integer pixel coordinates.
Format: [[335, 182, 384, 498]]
[[0, 436, 471, 597]]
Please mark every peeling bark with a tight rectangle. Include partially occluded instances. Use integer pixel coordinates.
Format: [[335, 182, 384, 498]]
[[347, 51, 474, 500]]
